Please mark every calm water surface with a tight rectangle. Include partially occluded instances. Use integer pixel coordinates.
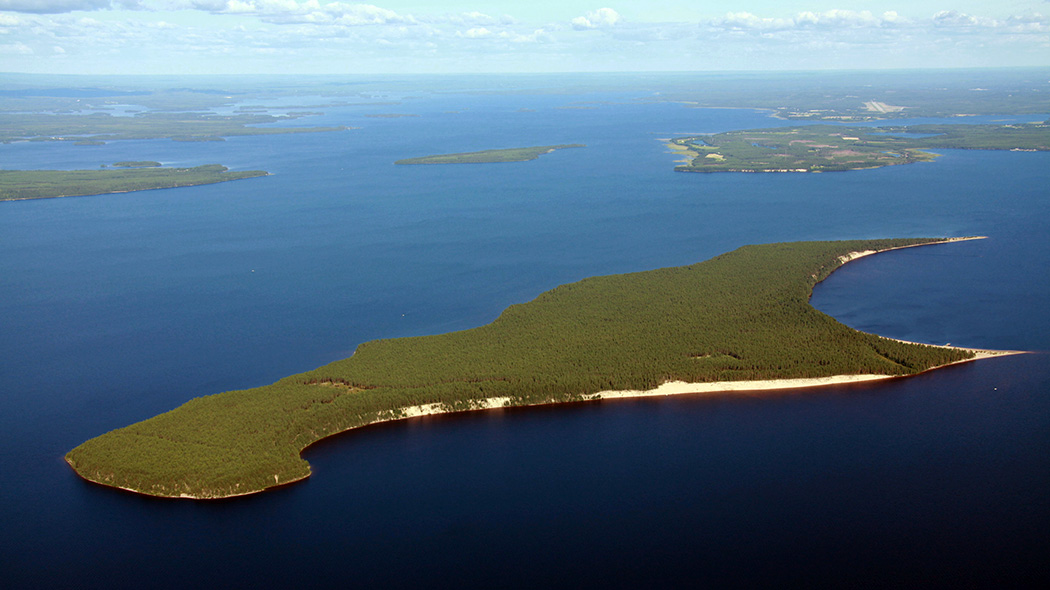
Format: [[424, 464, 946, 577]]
[[1, 78, 1047, 587]]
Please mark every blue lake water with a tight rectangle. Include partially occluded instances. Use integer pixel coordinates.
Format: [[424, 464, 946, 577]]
[[1, 78, 1048, 587]]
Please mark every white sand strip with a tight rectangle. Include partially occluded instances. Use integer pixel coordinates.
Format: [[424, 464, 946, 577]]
[[395, 347, 1025, 417], [591, 374, 892, 399]]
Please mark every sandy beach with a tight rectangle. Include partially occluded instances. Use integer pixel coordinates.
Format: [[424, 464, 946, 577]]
[[835, 235, 986, 263], [589, 348, 1021, 401]]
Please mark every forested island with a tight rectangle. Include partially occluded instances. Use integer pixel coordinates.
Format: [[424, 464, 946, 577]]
[[395, 144, 585, 165], [672, 122, 1050, 173], [0, 164, 267, 201], [65, 238, 1014, 500], [111, 161, 161, 168]]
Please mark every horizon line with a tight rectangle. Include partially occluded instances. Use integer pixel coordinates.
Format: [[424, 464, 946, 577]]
[[3, 65, 1050, 78]]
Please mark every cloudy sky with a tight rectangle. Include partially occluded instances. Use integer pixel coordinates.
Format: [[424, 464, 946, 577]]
[[1, 1, 1048, 74]]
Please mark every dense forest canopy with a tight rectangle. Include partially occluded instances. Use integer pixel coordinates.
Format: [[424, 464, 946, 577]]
[[66, 238, 979, 499]]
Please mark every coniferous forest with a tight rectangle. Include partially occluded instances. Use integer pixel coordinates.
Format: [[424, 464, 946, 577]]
[[66, 238, 977, 498]]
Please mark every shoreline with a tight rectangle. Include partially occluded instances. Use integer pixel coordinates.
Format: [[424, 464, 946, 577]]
[[588, 347, 1024, 401], [832, 235, 986, 263], [378, 346, 1025, 416]]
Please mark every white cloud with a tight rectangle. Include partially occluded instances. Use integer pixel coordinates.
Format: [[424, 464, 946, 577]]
[[182, 0, 228, 9], [0, 41, 33, 53], [880, 11, 905, 27], [797, 10, 882, 28], [453, 11, 496, 26], [189, 0, 411, 26], [713, 10, 908, 32], [1001, 13, 1049, 32], [450, 23, 551, 44], [509, 28, 552, 43], [932, 10, 979, 27], [75, 16, 106, 27], [4, 3, 1048, 74], [706, 8, 1049, 37], [0, 0, 141, 13], [716, 12, 793, 31], [694, 8, 1050, 70], [571, 7, 621, 30], [459, 26, 492, 39]]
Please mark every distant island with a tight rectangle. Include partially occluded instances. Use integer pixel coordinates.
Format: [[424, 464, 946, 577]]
[[0, 111, 348, 144], [365, 113, 420, 118], [65, 237, 1020, 499], [396, 144, 585, 165], [672, 122, 1050, 173], [111, 161, 161, 168], [1, 164, 268, 201]]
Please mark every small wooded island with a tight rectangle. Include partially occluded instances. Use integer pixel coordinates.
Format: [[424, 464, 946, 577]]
[[0, 164, 268, 201], [672, 122, 1049, 173], [395, 144, 584, 165], [66, 237, 1018, 499]]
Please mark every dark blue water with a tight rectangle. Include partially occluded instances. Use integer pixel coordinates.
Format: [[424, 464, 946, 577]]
[[2, 78, 1048, 588]]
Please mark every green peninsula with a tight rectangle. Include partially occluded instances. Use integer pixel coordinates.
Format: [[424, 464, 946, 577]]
[[395, 144, 585, 165], [1, 165, 267, 201], [67, 238, 997, 499], [673, 123, 1050, 173]]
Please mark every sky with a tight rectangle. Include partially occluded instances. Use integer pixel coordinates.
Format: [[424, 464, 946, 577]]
[[0, 1, 1048, 74]]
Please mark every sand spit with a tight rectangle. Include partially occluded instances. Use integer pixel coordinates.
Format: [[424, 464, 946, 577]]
[[837, 235, 986, 265]]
